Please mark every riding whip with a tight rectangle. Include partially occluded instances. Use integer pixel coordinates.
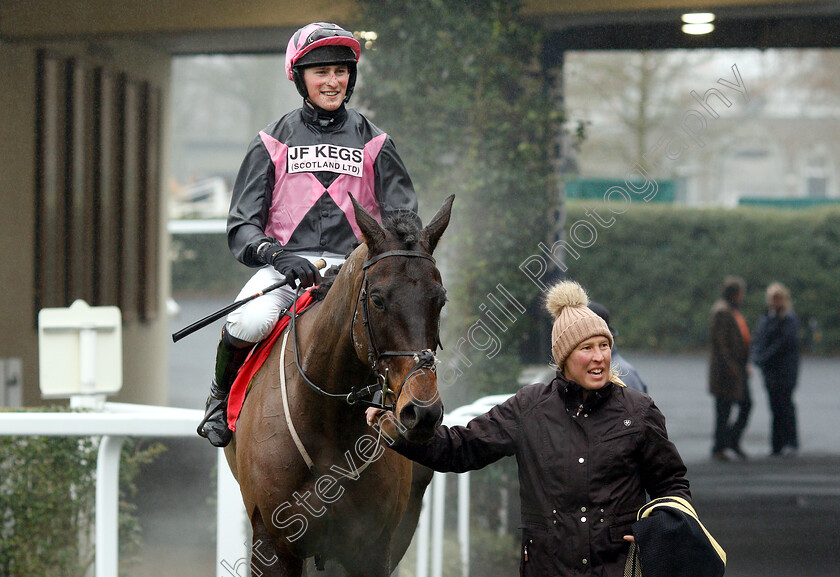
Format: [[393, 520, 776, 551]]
[[171, 258, 326, 343]]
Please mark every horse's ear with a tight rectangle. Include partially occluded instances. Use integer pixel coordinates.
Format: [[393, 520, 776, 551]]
[[350, 193, 387, 249], [421, 195, 455, 254]]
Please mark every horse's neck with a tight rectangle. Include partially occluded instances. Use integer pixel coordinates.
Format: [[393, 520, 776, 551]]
[[299, 248, 369, 389]]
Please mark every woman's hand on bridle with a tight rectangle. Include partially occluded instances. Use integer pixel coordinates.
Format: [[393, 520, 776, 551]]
[[366, 406, 402, 442], [366, 406, 389, 427]]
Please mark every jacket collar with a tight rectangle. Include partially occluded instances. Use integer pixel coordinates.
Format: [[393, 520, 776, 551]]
[[301, 99, 347, 129], [554, 371, 614, 413]]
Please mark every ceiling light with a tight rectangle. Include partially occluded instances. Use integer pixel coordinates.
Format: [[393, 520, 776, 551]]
[[682, 23, 715, 35], [681, 12, 715, 24]]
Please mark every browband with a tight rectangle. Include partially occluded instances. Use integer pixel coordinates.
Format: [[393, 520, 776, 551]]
[[363, 250, 435, 269]]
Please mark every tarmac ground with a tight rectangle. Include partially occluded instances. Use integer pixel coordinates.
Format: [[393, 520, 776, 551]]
[[124, 298, 840, 577]]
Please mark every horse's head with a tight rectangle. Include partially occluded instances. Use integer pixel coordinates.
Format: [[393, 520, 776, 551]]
[[351, 194, 454, 443]]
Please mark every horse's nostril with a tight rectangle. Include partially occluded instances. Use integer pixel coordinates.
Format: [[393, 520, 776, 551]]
[[400, 401, 443, 433], [400, 404, 419, 429]]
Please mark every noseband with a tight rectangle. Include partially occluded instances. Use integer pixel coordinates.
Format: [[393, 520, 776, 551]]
[[290, 249, 440, 411]]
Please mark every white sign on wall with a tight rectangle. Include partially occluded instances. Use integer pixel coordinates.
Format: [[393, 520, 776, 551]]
[[38, 299, 122, 400]]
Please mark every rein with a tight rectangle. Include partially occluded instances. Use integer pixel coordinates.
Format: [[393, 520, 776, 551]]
[[290, 249, 440, 411]]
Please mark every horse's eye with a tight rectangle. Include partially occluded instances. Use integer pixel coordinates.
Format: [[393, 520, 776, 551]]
[[370, 293, 386, 310]]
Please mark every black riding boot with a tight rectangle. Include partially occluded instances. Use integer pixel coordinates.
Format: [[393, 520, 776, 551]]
[[197, 326, 252, 447]]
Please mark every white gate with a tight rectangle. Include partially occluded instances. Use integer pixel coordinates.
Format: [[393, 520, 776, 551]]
[[0, 403, 246, 577], [413, 394, 513, 577]]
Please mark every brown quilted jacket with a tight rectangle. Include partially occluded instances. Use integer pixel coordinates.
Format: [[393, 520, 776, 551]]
[[393, 376, 691, 576]]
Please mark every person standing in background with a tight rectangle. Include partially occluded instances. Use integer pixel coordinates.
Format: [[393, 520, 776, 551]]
[[752, 282, 800, 458], [588, 301, 649, 394], [708, 276, 752, 461]]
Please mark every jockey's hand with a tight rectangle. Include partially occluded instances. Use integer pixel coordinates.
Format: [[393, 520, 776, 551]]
[[257, 242, 322, 288], [276, 255, 321, 288]]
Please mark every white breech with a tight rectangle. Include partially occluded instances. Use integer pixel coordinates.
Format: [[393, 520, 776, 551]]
[[225, 254, 345, 344]]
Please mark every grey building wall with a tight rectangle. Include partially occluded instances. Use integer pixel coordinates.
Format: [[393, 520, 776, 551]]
[[0, 38, 172, 406]]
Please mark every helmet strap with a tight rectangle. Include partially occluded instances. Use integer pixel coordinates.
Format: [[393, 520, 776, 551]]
[[292, 67, 309, 99], [344, 66, 357, 103]]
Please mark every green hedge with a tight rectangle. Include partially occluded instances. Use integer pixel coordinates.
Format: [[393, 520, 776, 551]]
[[562, 202, 840, 353], [170, 204, 840, 355], [0, 408, 165, 577]]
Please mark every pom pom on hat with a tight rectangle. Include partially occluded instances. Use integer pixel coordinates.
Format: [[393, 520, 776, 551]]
[[545, 281, 613, 368], [545, 281, 590, 317]]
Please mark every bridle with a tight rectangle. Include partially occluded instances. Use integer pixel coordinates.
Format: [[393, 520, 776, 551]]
[[290, 249, 440, 411]]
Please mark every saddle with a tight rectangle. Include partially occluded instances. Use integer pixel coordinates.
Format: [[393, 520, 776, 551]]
[[226, 288, 318, 431]]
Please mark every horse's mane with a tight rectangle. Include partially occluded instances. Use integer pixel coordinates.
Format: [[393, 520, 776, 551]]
[[382, 210, 424, 249], [310, 211, 424, 301], [310, 279, 335, 301]]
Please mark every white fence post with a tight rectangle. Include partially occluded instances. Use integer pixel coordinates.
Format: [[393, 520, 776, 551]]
[[421, 394, 513, 577], [95, 435, 127, 577], [457, 472, 471, 577], [415, 490, 431, 577], [430, 471, 446, 577], [217, 448, 250, 577]]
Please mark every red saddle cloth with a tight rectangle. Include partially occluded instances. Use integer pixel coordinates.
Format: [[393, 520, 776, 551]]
[[227, 289, 316, 431]]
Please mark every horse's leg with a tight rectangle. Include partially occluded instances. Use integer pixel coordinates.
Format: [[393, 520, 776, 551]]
[[342, 531, 393, 577], [304, 558, 344, 577], [251, 508, 304, 577], [389, 461, 435, 571]]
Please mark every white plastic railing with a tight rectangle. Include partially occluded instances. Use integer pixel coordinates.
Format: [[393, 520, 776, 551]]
[[413, 394, 513, 577], [0, 402, 246, 577], [0, 394, 512, 577]]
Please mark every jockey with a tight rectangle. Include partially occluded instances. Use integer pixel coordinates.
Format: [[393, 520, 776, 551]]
[[198, 22, 419, 447]]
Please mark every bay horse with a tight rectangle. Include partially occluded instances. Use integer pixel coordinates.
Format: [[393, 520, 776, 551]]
[[225, 195, 454, 576]]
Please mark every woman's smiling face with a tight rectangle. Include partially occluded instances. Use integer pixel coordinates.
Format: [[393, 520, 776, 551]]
[[563, 336, 612, 392]]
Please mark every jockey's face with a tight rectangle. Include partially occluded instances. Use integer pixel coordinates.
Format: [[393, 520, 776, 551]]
[[303, 64, 349, 111]]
